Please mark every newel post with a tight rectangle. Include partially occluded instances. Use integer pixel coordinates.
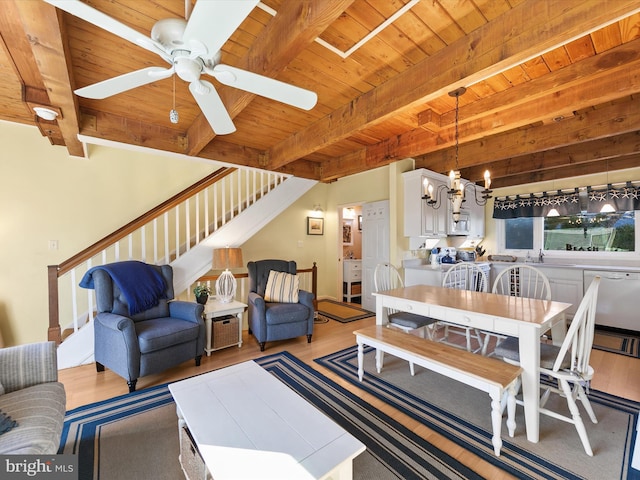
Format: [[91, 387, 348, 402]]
[[47, 265, 62, 345], [312, 262, 318, 311]]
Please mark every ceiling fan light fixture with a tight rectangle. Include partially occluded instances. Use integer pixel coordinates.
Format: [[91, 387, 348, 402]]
[[174, 56, 203, 83]]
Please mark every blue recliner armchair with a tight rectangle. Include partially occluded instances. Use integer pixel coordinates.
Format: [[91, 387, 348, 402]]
[[82, 261, 205, 392], [247, 260, 315, 351]]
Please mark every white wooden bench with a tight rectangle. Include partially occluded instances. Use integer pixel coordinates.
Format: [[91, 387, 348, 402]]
[[354, 325, 522, 456]]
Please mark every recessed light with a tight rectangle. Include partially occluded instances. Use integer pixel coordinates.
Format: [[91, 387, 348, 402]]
[[33, 107, 59, 121]]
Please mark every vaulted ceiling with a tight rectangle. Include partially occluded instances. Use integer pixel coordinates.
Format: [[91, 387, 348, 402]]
[[1, 0, 639, 189]]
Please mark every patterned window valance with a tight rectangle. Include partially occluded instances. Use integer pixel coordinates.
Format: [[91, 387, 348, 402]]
[[586, 183, 640, 213], [493, 182, 640, 219], [493, 189, 580, 219]]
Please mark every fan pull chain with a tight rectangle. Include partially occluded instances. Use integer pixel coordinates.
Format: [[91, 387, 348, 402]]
[[170, 74, 179, 124]]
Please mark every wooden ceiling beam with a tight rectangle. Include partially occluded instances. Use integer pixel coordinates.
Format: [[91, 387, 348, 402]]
[[417, 95, 640, 173], [381, 59, 640, 169], [79, 110, 189, 154], [420, 36, 640, 130], [198, 140, 264, 169], [266, 0, 640, 170], [276, 159, 321, 180], [324, 94, 640, 183], [360, 47, 640, 174], [0, 2, 46, 90], [461, 131, 640, 183], [186, 0, 355, 156], [318, 149, 370, 182], [488, 154, 640, 189], [14, 1, 84, 157]]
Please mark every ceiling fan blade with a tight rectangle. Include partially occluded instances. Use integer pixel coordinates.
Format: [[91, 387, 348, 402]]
[[75, 67, 173, 99], [44, 0, 168, 59], [189, 80, 236, 135], [182, 0, 259, 59], [212, 65, 318, 110]]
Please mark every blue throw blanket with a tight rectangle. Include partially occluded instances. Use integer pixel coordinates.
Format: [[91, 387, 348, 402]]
[[79, 261, 167, 315]]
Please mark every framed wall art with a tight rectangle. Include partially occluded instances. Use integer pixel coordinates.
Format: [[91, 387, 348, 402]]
[[307, 217, 324, 235], [342, 219, 353, 245]]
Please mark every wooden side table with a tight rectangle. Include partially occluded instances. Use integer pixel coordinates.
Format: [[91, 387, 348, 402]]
[[203, 298, 247, 356]]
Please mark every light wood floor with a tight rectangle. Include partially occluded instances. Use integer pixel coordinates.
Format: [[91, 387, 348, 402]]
[[58, 316, 640, 480]]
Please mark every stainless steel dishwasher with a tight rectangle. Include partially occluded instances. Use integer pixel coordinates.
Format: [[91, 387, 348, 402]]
[[583, 269, 640, 331]]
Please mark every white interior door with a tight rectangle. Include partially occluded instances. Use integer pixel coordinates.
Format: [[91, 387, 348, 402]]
[[362, 200, 390, 311]]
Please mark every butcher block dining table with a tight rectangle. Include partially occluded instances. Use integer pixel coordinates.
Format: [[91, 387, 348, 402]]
[[373, 284, 572, 443]]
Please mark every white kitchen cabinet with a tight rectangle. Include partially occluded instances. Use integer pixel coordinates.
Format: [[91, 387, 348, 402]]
[[543, 267, 583, 318], [343, 259, 362, 302], [464, 182, 486, 238], [404, 267, 444, 287], [403, 169, 448, 238], [489, 263, 583, 318]]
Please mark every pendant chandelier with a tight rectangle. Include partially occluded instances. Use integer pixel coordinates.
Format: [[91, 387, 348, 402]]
[[422, 87, 492, 222]]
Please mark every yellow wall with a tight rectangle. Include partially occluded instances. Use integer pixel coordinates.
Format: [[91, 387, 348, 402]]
[[240, 165, 396, 300], [0, 122, 219, 346], [0, 121, 405, 347], [8, 117, 635, 348]]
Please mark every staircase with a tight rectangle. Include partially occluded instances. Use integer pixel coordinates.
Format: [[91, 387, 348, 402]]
[[51, 167, 316, 368]]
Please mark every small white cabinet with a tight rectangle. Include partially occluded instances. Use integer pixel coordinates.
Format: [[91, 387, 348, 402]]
[[403, 169, 448, 238], [343, 259, 362, 302]]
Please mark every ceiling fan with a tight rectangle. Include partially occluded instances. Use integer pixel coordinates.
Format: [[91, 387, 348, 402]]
[[44, 0, 318, 135]]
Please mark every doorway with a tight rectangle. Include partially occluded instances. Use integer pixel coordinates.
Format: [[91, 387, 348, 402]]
[[338, 203, 363, 304], [337, 200, 390, 310]]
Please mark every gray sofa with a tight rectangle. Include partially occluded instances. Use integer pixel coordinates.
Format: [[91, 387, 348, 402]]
[[0, 341, 66, 454]]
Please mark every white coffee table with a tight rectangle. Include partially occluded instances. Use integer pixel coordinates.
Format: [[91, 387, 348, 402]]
[[203, 298, 246, 356], [168, 360, 366, 480]]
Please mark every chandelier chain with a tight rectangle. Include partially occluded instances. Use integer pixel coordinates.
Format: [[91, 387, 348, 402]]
[[454, 92, 459, 171]]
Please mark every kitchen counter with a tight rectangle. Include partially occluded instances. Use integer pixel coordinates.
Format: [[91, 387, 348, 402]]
[[404, 257, 640, 273], [488, 261, 640, 273], [404, 256, 640, 329]]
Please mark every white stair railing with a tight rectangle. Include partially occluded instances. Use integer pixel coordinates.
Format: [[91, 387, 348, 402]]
[[49, 168, 288, 342]]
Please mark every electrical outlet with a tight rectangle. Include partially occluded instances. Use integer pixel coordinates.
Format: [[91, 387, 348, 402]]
[[48, 240, 59, 250], [297, 240, 304, 248]]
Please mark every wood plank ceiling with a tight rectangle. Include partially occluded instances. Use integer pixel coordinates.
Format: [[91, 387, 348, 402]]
[[1, 0, 639, 188]]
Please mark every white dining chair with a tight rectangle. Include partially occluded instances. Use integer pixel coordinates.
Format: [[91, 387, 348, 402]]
[[492, 264, 552, 300], [374, 263, 437, 339], [494, 276, 601, 456], [485, 264, 552, 355], [374, 263, 438, 375], [439, 263, 487, 353]]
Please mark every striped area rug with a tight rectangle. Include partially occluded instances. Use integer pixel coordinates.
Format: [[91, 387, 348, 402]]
[[58, 352, 481, 480], [593, 328, 640, 358], [316, 345, 640, 480], [317, 299, 375, 323]]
